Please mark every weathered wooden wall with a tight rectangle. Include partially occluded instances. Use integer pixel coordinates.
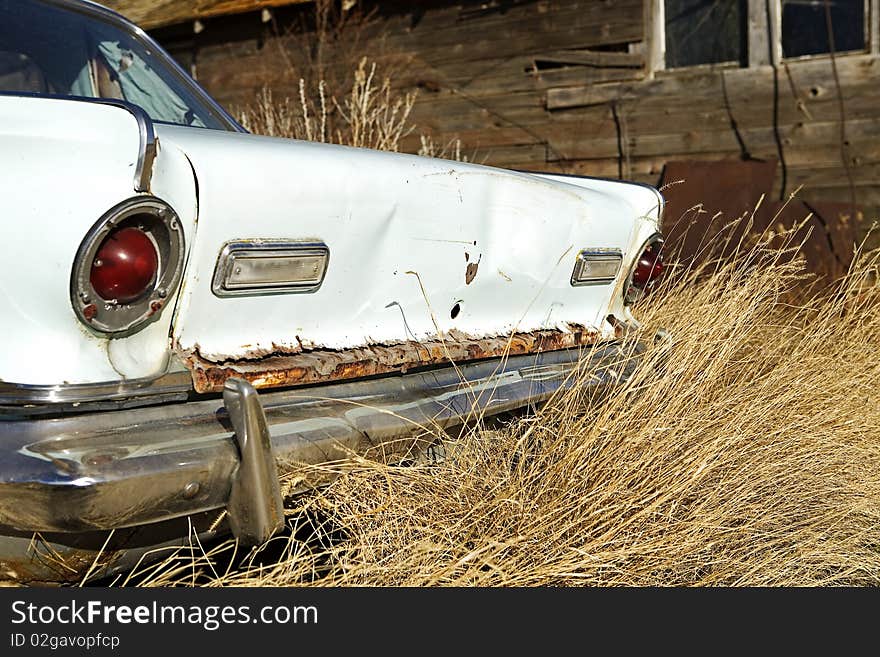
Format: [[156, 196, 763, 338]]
[[146, 0, 880, 223], [103, 0, 311, 29]]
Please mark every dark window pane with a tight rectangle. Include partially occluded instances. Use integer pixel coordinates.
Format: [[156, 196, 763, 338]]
[[782, 0, 866, 58], [665, 0, 746, 68], [0, 0, 228, 129]]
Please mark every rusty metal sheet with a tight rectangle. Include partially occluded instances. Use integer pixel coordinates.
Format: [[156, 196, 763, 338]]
[[180, 325, 609, 394], [659, 158, 779, 265], [659, 158, 860, 278]]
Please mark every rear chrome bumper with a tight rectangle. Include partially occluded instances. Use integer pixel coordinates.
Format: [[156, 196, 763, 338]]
[[0, 341, 645, 582]]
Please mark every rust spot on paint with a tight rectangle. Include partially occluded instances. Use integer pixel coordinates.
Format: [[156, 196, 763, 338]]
[[606, 315, 626, 339], [82, 304, 97, 321], [180, 322, 629, 395], [148, 301, 162, 316], [465, 261, 479, 284], [465, 255, 481, 285]]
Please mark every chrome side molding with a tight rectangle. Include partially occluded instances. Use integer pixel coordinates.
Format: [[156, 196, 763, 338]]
[[88, 99, 156, 193], [124, 101, 157, 193], [0, 371, 193, 414], [223, 378, 284, 546]]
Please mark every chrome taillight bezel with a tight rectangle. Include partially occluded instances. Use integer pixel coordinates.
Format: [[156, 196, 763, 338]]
[[70, 196, 185, 337], [624, 234, 665, 306]]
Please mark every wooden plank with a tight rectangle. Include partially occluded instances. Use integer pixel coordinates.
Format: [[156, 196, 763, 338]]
[[361, 0, 646, 67], [535, 50, 645, 68], [748, 0, 770, 68], [787, 162, 880, 186], [546, 53, 880, 110], [541, 154, 672, 179], [469, 142, 550, 166], [768, 0, 782, 66], [646, 0, 664, 75], [534, 65, 645, 90], [873, 0, 880, 55], [546, 66, 732, 109], [546, 83, 636, 109], [391, 54, 644, 99], [798, 186, 880, 208], [547, 116, 880, 161], [104, 0, 312, 29], [575, 80, 880, 137]]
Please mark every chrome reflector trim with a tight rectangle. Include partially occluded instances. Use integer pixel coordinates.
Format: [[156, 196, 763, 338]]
[[212, 240, 330, 297], [0, 371, 193, 416], [570, 249, 623, 286]]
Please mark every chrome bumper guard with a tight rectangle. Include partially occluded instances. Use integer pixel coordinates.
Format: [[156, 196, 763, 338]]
[[0, 341, 645, 547], [222, 378, 284, 546]]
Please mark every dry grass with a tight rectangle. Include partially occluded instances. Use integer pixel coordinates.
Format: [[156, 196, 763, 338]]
[[239, 57, 469, 160], [125, 215, 880, 587], [240, 58, 417, 153], [130, 45, 880, 586]]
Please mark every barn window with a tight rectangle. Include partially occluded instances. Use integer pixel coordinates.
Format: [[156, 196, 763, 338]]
[[781, 0, 867, 58], [664, 0, 748, 68]]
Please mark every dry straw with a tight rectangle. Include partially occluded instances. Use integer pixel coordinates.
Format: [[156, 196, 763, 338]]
[[117, 205, 880, 587], [239, 58, 416, 153], [239, 58, 468, 160], [117, 54, 880, 587]]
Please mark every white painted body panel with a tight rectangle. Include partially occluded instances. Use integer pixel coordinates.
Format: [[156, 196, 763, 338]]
[[0, 95, 659, 386], [0, 95, 197, 384], [157, 126, 661, 363]]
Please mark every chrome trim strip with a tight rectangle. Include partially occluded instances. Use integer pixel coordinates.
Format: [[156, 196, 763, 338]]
[[570, 248, 623, 287], [126, 102, 157, 193], [211, 240, 331, 297], [0, 343, 644, 533], [0, 92, 157, 193], [0, 371, 193, 410]]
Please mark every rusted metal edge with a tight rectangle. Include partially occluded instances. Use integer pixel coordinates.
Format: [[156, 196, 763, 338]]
[[180, 324, 618, 394]]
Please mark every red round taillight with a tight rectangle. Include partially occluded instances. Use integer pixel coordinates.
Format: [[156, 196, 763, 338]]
[[72, 197, 185, 337], [631, 243, 664, 289], [90, 227, 159, 303]]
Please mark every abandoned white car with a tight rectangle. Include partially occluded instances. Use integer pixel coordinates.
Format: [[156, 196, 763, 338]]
[[0, 0, 665, 583]]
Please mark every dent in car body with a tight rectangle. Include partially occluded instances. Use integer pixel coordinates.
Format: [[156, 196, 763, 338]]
[[158, 125, 660, 388]]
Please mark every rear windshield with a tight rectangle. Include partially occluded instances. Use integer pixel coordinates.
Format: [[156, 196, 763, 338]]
[[0, 0, 231, 130]]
